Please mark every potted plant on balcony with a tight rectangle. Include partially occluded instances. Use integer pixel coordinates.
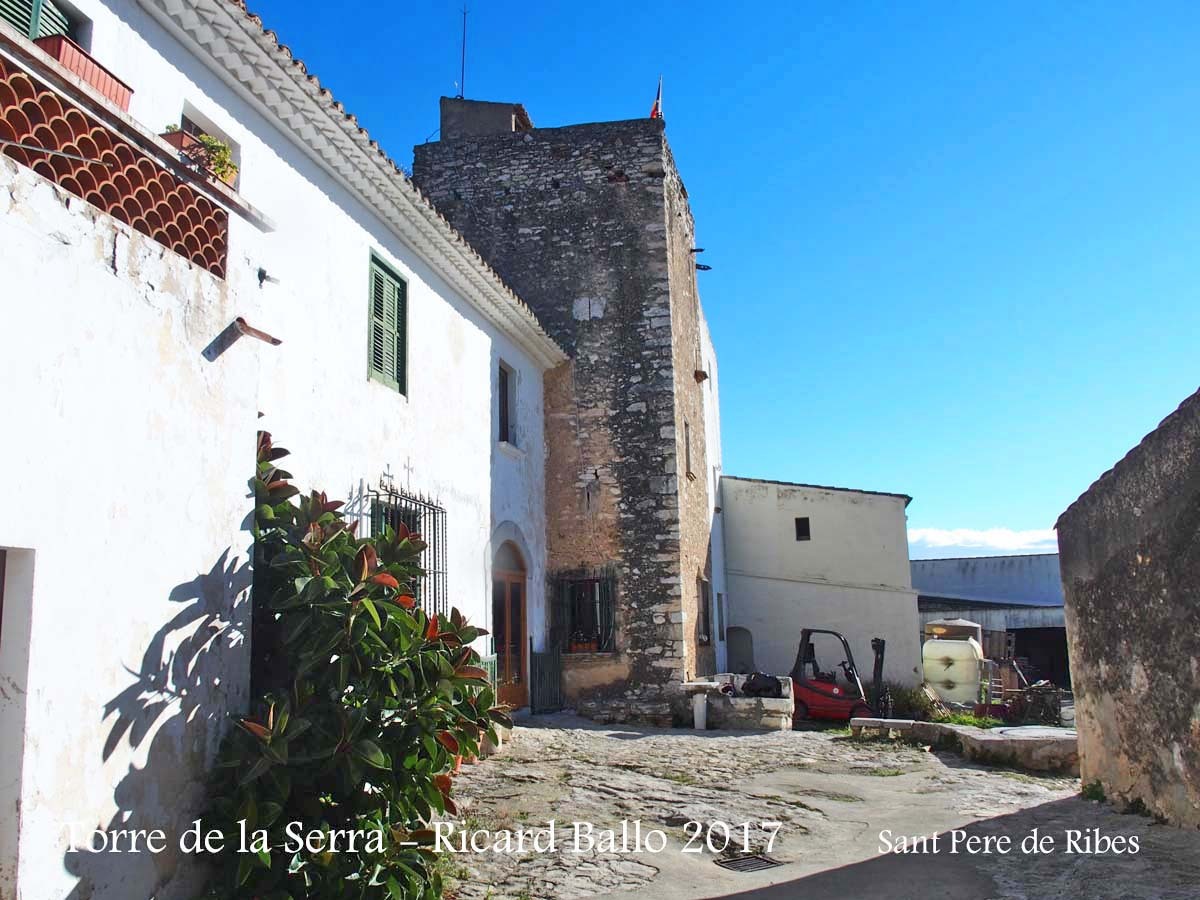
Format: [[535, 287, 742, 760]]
[[160, 125, 238, 187]]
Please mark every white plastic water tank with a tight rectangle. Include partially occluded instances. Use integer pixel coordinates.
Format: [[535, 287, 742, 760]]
[[922, 638, 984, 705]]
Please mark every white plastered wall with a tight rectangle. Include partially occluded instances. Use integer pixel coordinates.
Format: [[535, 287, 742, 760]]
[[0, 2, 554, 895], [723, 478, 921, 685]]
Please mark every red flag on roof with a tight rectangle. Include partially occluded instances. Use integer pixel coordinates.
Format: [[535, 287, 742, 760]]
[[649, 76, 663, 119]]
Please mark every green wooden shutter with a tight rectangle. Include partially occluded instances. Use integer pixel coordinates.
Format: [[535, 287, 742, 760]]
[[34, 0, 71, 37], [0, 0, 72, 39], [368, 259, 407, 395], [0, 0, 35, 37]]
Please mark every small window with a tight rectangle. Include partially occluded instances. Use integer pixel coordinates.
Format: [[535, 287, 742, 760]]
[[369, 487, 445, 614], [795, 517, 811, 541], [554, 568, 616, 653], [698, 576, 712, 645], [174, 107, 240, 187], [498, 361, 516, 445], [684, 421, 695, 480], [367, 257, 408, 394], [2, 0, 86, 44]]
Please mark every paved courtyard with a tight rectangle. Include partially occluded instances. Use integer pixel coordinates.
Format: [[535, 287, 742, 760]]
[[442, 714, 1200, 900]]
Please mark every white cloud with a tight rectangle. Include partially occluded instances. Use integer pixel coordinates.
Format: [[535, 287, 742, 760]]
[[908, 527, 1058, 553]]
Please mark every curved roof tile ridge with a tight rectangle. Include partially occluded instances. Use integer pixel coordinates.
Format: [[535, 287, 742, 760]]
[[139, 0, 565, 367]]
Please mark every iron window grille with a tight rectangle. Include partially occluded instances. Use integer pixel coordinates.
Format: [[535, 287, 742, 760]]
[[551, 566, 617, 653], [368, 485, 447, 616], [698, 576, 712, 645]]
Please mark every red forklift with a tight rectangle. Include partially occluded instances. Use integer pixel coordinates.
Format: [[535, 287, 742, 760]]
[[789, 628, 885, 723]]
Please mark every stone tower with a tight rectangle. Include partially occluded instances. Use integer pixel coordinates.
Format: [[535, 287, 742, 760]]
[[413, 98, 720, 723]]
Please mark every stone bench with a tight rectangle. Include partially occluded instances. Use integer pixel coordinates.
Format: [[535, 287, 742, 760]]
[[850, 718, 1079, 775], [682, 674, 794, 731], [850, 717, 916, 738]]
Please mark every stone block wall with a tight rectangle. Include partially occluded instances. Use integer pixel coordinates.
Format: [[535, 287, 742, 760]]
[[413, 107, 716, 721], [663, 146, 717, 681], [1056, 388, 1200, 826]]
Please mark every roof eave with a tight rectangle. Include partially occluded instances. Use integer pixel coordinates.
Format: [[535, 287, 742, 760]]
[[136, 0, 567, 370]]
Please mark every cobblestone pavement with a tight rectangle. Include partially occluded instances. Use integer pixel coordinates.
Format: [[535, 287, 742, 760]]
[[441, 714, 1199, 900]]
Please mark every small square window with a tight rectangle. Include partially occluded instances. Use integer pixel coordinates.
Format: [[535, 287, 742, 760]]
[[795, 517, 811, 541], [176, 107, 240, 188]]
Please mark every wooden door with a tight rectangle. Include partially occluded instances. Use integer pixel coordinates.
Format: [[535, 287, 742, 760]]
[[492, 570, 527, 708]]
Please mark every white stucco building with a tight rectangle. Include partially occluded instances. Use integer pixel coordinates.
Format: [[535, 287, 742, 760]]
[[721, 476, 922, 687], [0, 1, 564, 896], [698, 315, 730, 673]]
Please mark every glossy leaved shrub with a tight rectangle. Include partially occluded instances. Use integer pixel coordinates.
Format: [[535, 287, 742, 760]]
[[202, 432, 503, 899]]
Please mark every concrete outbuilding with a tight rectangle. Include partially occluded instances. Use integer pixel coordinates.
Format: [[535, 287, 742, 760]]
[[721, 477, 921, 686]]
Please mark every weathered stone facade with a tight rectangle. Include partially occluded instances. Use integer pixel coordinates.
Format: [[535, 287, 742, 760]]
[[1056, 388, 1200, 826], [413, 100, 718, 722]]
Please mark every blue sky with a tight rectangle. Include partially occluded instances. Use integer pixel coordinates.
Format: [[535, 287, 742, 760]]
[[248, 1, 1200, 558]]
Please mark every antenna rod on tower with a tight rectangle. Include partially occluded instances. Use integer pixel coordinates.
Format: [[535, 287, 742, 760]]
[[459, 6, 467, 99]]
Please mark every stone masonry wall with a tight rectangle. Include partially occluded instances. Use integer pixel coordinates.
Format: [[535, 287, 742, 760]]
[[414, 114, 715, 722], [663, 148, 716, 682], [1056, 388, 1200, 827]]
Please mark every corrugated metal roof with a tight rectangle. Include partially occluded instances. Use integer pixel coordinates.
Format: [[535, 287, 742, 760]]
[[911, 554, 1064, 607]]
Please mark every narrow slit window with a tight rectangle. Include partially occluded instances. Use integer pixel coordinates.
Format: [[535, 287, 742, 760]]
[[795, 517, 811, 541], [498, 361, 516, 444], [684, 421, 694, 479]]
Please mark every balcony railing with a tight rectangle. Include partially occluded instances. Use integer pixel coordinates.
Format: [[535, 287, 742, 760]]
[[0, 51, 228, 278]]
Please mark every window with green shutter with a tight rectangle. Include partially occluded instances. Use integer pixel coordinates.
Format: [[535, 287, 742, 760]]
[[367, 256, 407, 395], [0, 0, 76, 41]]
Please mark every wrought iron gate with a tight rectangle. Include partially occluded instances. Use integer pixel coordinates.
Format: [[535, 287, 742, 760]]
[[528, 636, 563, 714]]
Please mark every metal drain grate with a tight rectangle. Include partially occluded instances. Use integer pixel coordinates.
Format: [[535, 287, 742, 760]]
[[714, 854, 784, 873]]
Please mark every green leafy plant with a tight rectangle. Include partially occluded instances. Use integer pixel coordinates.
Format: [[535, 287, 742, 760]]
[[202, 432, 504, 899], [195, 133, 238, 183], [932, 712, 1003, 728], [165, 123, 239, 184], [884, 681, 936, 720]]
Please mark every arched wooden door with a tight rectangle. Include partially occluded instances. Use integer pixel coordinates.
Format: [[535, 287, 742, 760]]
[[491, 542, 527, 709]]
